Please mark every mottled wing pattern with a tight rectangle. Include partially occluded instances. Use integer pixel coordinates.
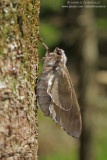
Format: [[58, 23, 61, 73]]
[[49, 87, 82, 138], [48, 66, 72, 111], [47, 66, 82, 138]]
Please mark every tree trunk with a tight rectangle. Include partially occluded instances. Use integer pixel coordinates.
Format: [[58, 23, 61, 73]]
[[77, 8, 98, 160], [0, 0, 40, 159]]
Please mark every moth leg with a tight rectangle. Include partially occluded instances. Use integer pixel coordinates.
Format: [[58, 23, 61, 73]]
[[38, 35, 50, 53]]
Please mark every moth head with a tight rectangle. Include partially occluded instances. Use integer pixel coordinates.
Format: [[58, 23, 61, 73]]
[[54, 47, 67, 65], [44, 48, 67, 68]]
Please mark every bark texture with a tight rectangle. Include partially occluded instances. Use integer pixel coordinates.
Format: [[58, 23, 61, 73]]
[[0, 0, 40, 159]]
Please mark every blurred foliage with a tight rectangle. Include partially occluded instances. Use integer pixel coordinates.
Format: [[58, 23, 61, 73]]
[[40, 0, 63, 12], [96, 18, 107, 29], [39, 151, 77, 160], [39, 22, 61, 47]]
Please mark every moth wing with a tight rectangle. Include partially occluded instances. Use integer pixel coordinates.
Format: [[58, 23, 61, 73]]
[[48, 66, 72, 111], [49, 88, 82, 138]]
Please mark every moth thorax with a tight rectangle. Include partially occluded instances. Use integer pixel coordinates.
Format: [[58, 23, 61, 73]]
[[47, 60, 55, 67]]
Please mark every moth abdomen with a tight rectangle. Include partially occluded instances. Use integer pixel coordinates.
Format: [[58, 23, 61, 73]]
[[39, 104, 50, 116], [37, 87, 47, 95], [37, 95, 51, 116], [37, 77, 52, 116], [38, 95, 51, 104]]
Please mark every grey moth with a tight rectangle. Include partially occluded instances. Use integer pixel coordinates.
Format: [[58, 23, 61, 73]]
[[37, 45, 82, 138]]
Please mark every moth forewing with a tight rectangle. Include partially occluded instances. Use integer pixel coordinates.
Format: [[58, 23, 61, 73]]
[[48, 67, 73, 111], [48, 68, 82, 138], [49, 100, 82, 138]]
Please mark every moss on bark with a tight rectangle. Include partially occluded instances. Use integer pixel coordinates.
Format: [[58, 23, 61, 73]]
[[0, 0, 40, 159]]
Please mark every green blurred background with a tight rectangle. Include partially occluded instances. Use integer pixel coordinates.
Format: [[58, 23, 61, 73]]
[[38, 1, 107, 160]]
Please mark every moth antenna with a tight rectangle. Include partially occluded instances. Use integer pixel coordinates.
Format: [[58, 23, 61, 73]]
[[38, 35, 50, 53]]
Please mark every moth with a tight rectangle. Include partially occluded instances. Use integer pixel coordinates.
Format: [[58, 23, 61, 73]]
[[37, 43, 82, 138]]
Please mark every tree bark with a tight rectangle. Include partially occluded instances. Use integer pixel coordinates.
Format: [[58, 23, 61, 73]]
[[77, 8, 98, 160], [0, 0, 40, 159]]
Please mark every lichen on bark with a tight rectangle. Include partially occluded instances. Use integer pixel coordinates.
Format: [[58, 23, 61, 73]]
[[0, 0, 40, 159]]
